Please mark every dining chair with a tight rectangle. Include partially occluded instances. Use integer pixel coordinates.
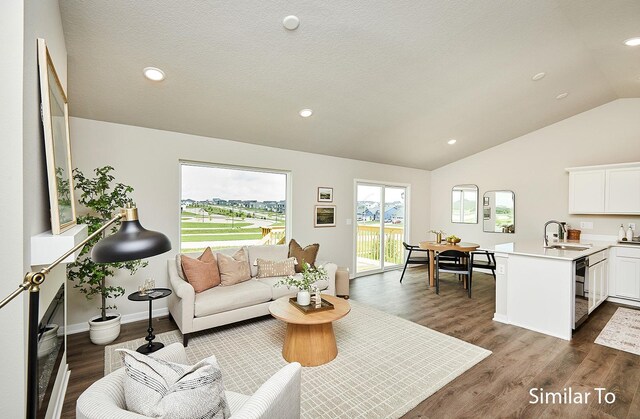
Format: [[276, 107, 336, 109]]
[[399, 242, 430, 283], [471, 250, 497, 281], [435, 250, 473, 297]]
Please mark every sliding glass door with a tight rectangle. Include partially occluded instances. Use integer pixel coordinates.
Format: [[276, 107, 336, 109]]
[[355, 182, 407, 276]]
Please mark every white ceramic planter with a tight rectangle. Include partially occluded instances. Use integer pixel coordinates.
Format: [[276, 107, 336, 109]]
[[297, 290, 311, 306], [89, 313, 121, 345], [37, 324, 59, 359]]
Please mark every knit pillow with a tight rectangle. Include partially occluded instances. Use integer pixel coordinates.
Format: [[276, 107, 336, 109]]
[[217, 247, 252, 286], [256, 257, 296, 278], [288, 239, 320, 273], [180, 247, 221, 292], [118, 349, 230, 419]]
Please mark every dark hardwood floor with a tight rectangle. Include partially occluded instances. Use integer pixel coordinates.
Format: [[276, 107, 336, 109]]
[[64, 267, 640, 418]]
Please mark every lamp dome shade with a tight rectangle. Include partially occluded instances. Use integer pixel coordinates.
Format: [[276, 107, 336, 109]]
[[91, 220, 171, 263]]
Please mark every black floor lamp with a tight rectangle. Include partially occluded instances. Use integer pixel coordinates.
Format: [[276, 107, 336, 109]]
[[0, 205, 171, 419]]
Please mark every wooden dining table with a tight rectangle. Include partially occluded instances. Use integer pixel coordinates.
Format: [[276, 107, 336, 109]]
[[418, 241, 480, 287]]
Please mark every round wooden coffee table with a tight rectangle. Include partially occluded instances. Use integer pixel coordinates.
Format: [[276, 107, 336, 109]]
[[269, 294, 350, 367]]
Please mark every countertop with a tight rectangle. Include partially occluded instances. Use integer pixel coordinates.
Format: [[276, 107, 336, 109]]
[[483, 239, 640, 261]]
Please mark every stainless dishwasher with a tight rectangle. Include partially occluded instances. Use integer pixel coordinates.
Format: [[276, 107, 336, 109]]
[[573, 257, 588, 329]]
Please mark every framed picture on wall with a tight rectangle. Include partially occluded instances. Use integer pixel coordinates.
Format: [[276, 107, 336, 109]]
[[314, 205, 336, 227], [317, 187, 333, 202]]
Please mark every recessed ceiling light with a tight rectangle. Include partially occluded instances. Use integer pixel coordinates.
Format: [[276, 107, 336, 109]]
[[623, 37, 640, 47], [283, 15, 300, 30], [532, 72, 546, 81], [143, 67, 165, 81], [447, 139, 457, 145], [299, 109, 313, 118], [556, 92, 569, 100]]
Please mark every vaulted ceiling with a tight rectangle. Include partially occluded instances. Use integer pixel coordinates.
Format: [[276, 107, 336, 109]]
[[60, 1, 640, 170]]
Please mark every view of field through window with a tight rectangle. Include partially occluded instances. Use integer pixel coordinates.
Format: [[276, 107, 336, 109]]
[[180, 164, 287, 253]]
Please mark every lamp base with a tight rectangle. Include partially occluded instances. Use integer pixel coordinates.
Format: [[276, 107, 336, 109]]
[[136, 342, 164, 354]]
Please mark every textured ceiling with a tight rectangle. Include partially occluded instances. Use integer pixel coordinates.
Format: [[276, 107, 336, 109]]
[[59, 1, 640, 170]]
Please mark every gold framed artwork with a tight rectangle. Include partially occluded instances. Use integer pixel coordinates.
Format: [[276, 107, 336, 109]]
[[317, 187, 333, 202], [314, 205, 336, 227], [38, 38, 76, 234]]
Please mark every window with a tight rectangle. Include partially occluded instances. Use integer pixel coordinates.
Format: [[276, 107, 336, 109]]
[[451, 184, 478, 224], [180, 163, 289, 253]]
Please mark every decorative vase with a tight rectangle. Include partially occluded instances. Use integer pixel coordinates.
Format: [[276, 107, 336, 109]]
[[297, 290, 311, 306], [88, 312, 121, 345], [37, 324, 59, 359]]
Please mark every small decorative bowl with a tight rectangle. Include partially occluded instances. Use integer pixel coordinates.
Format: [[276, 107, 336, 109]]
[[446, 237, 461, 244]]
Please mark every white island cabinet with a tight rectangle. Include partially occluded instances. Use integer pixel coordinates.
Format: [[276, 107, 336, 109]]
[[490, 241, 610, 341], [491, 241, 640, 341], [587, 250, 608, 314]]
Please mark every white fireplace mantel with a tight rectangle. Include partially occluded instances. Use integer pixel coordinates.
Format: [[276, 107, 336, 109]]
[[31, 224, 88, 266]]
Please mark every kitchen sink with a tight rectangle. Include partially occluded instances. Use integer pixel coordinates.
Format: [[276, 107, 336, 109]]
[[544, 244, 590, 251]]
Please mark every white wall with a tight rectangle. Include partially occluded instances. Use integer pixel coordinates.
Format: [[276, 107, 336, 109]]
[[0, 1, 27, 415], [68, 118, 431, 327], [0, 0, 67, 416], [430, 99, 640, 246]]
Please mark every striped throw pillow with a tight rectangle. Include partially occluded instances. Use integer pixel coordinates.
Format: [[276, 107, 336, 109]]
[[118, 349, 230, 418]]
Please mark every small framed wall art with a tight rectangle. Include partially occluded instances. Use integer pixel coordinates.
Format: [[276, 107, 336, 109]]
[[314, 205, 336, 227], [317, 187, 333, 202]]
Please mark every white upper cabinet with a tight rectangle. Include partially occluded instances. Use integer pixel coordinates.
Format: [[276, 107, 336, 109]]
[[567, 162, 640, 215], [569, 170, 605, 214], [605, 168, 640, 214]]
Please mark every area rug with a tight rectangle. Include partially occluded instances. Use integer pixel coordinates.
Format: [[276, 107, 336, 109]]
[[105, 300, 491, 418], [595, 307, 640, 356]]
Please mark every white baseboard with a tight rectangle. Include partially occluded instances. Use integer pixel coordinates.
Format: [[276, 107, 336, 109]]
[[66, 307, 169, 335], [51, 368, 70, 419], [606, 296, 640, 308], [492, 313, 508, 323]]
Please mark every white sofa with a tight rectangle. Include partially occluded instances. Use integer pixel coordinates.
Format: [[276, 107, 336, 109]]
[[168, 245, 337, 345], [76, 342, 302, 419]]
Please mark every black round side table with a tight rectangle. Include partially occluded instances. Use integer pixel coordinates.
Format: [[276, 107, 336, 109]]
[[127, 288, 172, 354]]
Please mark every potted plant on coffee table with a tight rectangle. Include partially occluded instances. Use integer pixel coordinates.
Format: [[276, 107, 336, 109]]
[[67, 166, 148, 345], [276, 263, 328, 305]]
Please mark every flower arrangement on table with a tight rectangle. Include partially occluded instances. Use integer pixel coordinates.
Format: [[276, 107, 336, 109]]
[[276, 262, 328, 306], [429, 229, 446, 242]]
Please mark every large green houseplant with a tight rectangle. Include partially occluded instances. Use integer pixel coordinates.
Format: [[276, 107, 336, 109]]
[[67, 166, 147, 344]]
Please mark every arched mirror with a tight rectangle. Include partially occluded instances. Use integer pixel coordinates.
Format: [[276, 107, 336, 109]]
[[451, 184, 478, 224], [483, 190, 515, 233]]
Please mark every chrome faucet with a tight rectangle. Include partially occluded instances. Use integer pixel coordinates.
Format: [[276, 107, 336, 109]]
[[544, 220, 567, 246]]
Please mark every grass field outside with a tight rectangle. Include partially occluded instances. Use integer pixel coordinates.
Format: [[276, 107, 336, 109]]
[[181, 228, 262, 234], [181, 221, 252, 229], [181, 233, 263, 242], [180, 207, 284, 251]]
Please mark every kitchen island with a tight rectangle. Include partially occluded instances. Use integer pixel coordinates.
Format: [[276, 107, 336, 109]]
[[487, 240, 614, 341]]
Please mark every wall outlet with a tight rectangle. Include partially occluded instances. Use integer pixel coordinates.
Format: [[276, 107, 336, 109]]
[[497, 265, 506, 275], [580, 221, 593, 229], [346, 218, 352, 225]]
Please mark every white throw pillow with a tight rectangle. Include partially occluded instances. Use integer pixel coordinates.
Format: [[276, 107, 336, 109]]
[[118, 348, 230, 418]]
